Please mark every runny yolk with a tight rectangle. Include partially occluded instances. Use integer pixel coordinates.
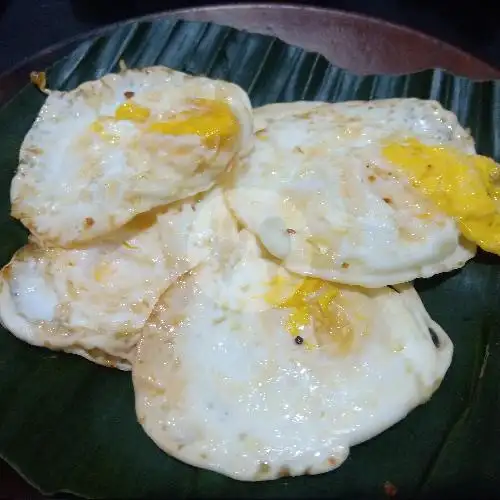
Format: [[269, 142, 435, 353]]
[[382, 138, 500, 255], [264, 276, 344, 349], [114, 101, 151, 123], [92, 99, 239, 151], [147, 98, 239, 150]]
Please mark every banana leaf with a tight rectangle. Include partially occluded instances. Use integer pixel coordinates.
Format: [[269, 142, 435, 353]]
[[0, 18, 499, 500]]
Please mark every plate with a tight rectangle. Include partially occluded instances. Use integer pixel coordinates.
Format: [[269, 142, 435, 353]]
[[1, 5, 499, 499]]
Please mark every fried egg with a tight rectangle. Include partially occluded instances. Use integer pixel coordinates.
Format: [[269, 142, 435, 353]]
[[11, 66, 253, 247], [226, 99, 476, 288], [133, 230, 452, 481], [0, 187, 238, 370]]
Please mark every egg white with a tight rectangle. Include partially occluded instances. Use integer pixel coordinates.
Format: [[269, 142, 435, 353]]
[[226, 99, 476, 288], [133, 230, 452, 480], [11, 66, 253, 247], [0, 187, 238, 370]]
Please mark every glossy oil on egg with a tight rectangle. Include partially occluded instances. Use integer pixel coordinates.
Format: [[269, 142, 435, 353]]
[[133, 230, 453, 481], [226, 99, 476, 288], [10, 66, 253, 247], [0, 187, 238, 370]]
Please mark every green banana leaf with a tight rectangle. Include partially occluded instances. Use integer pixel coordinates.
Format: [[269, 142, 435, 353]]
[[0, 18, 499, 500]]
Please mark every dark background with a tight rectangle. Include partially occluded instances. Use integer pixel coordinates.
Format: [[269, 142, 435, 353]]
[[0, 0, 500, 75]]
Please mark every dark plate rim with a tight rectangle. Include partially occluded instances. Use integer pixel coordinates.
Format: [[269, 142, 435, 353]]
[[1, 3, 500, 108]]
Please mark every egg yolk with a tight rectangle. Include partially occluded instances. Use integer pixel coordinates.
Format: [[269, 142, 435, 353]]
[[91, 99, 239, 151], [114, 102, 151, 123], [264, 276, 341, 349], [147, 98, 239, 150], [383, 138, 500, 255]]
